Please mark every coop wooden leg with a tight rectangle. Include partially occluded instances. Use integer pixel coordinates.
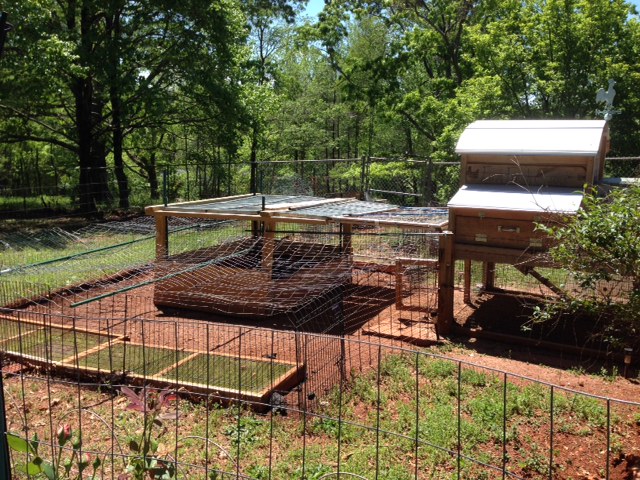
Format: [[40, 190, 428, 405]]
[[483, 262, 496, 291], [463, 259, 472, 304]]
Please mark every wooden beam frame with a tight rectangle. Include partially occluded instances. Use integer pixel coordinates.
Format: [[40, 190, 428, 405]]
[[437, 232, 455, 335]]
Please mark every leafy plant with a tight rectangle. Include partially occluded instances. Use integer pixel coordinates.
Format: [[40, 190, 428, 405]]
[[7, 425, 101, 479], [119, 386, 178, 480], [535, 186, 640, 348], [223, 415, 264, 447]]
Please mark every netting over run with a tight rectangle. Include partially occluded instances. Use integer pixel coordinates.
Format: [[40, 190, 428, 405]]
[[155, 234, 350, 323], [146, 195, 449, 333], [0, 217, 230, 307]]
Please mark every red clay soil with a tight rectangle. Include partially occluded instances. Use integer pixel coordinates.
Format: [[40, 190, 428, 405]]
[[6, 275, 640, 479]]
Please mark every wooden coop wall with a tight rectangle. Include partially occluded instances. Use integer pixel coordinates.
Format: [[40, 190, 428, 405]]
[[449, 208, 559, 254], [460, 154, 597, 188]]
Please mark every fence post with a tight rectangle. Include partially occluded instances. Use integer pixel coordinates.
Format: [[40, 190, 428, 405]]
[[359, 155, 367, 200], [162, 169, 168, 206], [0, 361, 12, 480], [424, 157, 434, 206], [437, 231, 455, 335]]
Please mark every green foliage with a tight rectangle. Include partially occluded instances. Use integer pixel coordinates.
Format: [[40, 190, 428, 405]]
[[120, 387, 179, 480], [536, 186, 640, 346], [7, 427, 102, 480], [223, 416, 265, 447]]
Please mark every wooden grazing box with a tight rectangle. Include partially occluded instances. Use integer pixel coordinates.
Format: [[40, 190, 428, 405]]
[[0, 316, 304, 407]]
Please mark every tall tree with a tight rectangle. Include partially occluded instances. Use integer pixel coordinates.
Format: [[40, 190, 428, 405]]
[[0, 0, 247, 213]]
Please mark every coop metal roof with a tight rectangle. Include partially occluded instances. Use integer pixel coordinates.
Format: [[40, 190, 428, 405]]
[[146, 194, 448, 229], [447, 184, 584, 213], [455, 120, 607, 156]]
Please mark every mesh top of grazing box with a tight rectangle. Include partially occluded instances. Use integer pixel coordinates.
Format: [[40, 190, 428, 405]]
[[147, 195, 448, 228]]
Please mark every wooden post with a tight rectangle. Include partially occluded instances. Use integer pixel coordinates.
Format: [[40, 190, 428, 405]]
[[155, 214, 169, 260], [483, 262, 496, 291], [463, 259, 472, 304], [437, 232, 454, 335], [341, 223, 353, 255], [395, 258, 404, 309], [261, 214, 275, 276]]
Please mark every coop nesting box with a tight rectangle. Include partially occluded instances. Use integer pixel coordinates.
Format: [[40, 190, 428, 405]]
[[449, 120, 609, 264]]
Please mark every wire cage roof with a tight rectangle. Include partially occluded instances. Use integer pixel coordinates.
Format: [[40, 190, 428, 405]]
[[146, 194, 449, 230]]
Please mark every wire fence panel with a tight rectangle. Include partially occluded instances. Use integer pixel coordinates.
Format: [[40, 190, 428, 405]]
[[0, 157, 463, 220], [2, 330, 639, 480], [2, 155, 640, 220]]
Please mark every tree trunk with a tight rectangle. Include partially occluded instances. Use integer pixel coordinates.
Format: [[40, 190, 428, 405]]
[[146, 157, 159, 200], [107, 9, 130, 209], [72, 2, 111, 215]]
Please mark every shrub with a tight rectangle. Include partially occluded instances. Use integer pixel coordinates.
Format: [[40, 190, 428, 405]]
[[535, 185, 640, 348]]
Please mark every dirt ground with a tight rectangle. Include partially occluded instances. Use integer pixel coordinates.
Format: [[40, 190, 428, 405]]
[[10, 270, 640, 402], [5, 271, 640, 479]]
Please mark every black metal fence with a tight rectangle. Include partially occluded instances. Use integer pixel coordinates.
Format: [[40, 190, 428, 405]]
[[1, 310, 639, 480], [0, 157, 461, 220]]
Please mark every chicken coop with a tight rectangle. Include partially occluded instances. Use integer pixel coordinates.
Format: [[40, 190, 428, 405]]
[[145, 194, 453, 335], [448, 120, 609, 298]]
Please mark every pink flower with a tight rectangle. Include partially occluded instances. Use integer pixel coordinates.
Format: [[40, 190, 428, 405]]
[[56, 424, 71, 446]]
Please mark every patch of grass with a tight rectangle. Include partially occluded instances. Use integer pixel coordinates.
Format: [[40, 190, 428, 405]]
[[380, 353, 412, 380], [519, 441, 549, 476], [566, 394, 607, 428], [0, 195, 74, 214], [79, 342, 190, 375], [348, 370, 380, 405], [464, 386, 505, 443], [0, 318, 38, 339], [1, 327, 107, 361], [160, 353, 293, 393], [224, 416, 265, 447], [507, 384, 547, 418], [461, 368, 490, 387], [419, 357, 457, 379]]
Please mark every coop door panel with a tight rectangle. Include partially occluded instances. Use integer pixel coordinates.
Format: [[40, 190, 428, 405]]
[[454, 213, 550, 250]]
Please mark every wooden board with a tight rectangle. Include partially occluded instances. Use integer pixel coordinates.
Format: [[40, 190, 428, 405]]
[[452, 212, 553, 250], [447, 184, 584, 214], [461, 155, 591, 187], [363, 315, 439, 346]]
